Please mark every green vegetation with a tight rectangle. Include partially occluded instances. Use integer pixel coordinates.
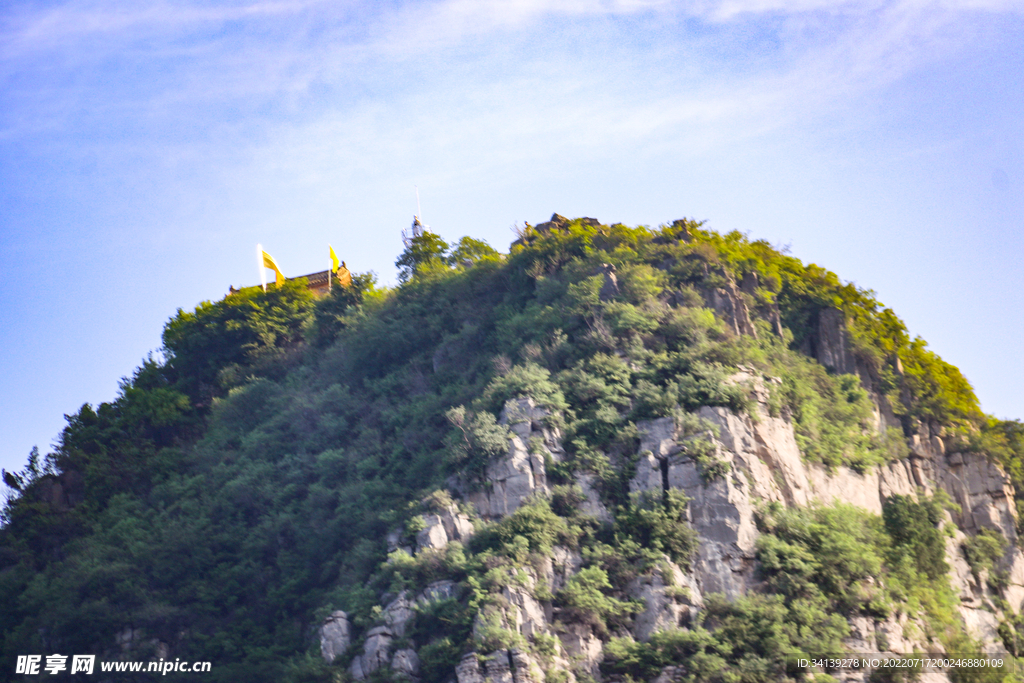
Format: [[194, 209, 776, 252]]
[[962, 529, 1007, 581], [556, 566, 637, 636], [0, 216, 1016, 682], [604, 499, 972, 683], [613, 490, 698, 568]]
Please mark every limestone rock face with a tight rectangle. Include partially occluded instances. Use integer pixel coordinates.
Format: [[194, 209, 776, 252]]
[[845, 612, 915, 657], [813, 307, 857, 375], [509, 649, 542, 683], [797, 307, 903, 435], [629, 561, 703, 641], [697, 397, 810, 507], [339, 379, 1024, 682], [1005, 549, 1024, 614], [483, 650, 514, 683], [349, 592, 417, 680], [576, 472, 612, 523], [456, 650, 542, 683], [471, 577, 548, 648], [628, 371, 984, 604], [455, 653, 485, 683], [935, 449, 1017, 540], [415, 518, 448, 552], [631, 393, 816, 598], [540, 544, 583, 594], [630, 415, 755, 598], [502, 577, 547, 638], [701, 280, 757, 338], [630, 449, 665, 494], [621, 367, 1023, 663], [471, 434, 545, 518], [681, 465, 760, 598], [382, 592, 415, 637], [558, 622, 603, 677], [807, 461, 917, 515], [391, 648, 421, 678], [415, 503, 475, 553], [318, 610, 350, 664], [419, 579, 458, 604], [467, 398, 564, 519], [350, 626, 392, 679]]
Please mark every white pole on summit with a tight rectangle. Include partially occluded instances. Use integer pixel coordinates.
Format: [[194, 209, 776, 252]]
[[416, 186, 422, 222], [257, 243, 267, 292]]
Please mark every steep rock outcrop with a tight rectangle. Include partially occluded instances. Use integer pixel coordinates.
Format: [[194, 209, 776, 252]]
[[806, 460, 917, 514], [576, 472, 613, 523], [502, 578, 547, 639], [629, 368, 1023, 631], [630, 382, 816, 598], [455, 653, 485, 683], [415, 503, 475, 553], [466, 398, 563, 519], [628, 560, 703, 641], [419, 579, 458, 603], [701, 280, 757, 338], [510, 648, 543, 683], [470, 569, 549, 641], [350, 626, 392, 680], [557, 622, 603, 678], [391, 648, 421, 679], [456, 650, 545, 683], [349, 378, 1023, 682], [934, 448, 1017, 540], [800, 307, 907, 435], [318, 610, 350, 664], [350, 592, 417, 680], [539, 545, 583, 594]]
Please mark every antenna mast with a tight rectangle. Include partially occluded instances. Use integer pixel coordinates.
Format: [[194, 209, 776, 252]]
[[402, 187, 429, 249]]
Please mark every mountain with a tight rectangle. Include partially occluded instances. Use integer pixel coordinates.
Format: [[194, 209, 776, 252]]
[[2, 215, 1023, 683]]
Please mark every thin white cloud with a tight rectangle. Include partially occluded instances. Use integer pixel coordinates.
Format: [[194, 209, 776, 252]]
[[3, 0, 1022, 162], [1, 1, 320, 57], [207, 0, 1023, 203]]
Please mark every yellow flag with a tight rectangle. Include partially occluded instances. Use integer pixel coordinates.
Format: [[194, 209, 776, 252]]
[[262, 250, 285, 287], [329, 245, 339, 273], [336, 261, 352, 288]]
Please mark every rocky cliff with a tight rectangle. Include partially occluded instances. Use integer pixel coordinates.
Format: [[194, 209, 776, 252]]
[[322, 354, 1022, 683]]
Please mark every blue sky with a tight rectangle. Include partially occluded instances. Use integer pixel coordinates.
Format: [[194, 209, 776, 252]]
[[1, 0, 1022, 477]]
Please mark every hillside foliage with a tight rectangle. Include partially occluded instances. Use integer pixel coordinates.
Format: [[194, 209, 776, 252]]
[[2, 216, 1019, 682]]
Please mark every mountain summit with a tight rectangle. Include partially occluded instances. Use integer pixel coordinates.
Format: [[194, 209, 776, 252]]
[[3, 216, 1023, 682]]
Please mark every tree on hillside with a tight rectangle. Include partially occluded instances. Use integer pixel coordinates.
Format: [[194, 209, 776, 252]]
[[396, 232, 450, 282]]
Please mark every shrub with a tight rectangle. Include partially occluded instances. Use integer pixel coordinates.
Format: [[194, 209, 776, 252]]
[[444, 407, 511, 477], [471, 498, 574, 558], [478, 364, 568, 414], [556, 566, 635, 635], [396, 232, 451, 283], [883, 494, 949, 580], [962, 528, 1006, 580], [758, 503, 890, 616], [614, 490, 697, 568], [473, 607, 524, 651]]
